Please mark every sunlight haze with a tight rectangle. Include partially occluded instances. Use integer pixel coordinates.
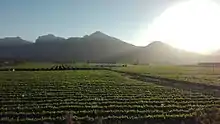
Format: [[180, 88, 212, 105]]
[[136, 0, 220, 54]]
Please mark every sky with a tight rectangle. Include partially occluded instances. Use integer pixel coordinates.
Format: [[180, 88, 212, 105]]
[[0, 0, 179, 43], [1, 0, 220, 54]]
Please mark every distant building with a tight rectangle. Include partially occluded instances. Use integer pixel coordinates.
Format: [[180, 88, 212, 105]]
[[198, 62, 220, 67]]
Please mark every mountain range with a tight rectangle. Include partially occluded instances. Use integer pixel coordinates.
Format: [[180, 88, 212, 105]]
[[0, 31, 215, 64]]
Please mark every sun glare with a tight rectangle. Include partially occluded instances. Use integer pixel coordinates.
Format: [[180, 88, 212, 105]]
[[136, 0, 220, 54]]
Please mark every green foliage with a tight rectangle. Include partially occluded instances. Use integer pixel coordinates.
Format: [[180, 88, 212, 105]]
[[0, 70, 219, 123]]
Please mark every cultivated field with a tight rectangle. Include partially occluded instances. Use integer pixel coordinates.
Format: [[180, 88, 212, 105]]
[[114, 65, 220, 86], [0, 63, 220, 123], [0, 70, 220, 123], [0, 62, 91, 69]]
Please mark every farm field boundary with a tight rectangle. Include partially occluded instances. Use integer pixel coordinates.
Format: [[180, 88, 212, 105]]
[[111, 70, 220, 97], [0, 64, 123, 71], [0, 67, 110, 71]]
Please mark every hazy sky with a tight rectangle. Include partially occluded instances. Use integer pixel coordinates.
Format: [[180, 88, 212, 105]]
[[0, 0, 179, 43]]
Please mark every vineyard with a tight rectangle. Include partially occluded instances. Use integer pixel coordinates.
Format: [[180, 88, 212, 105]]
[[0, 70, 220, 124], [0, 64, 108, 71]]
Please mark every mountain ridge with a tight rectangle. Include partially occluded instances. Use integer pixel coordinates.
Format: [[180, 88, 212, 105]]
[[0, 31, 207, 64], [0, 37, 32, 46]]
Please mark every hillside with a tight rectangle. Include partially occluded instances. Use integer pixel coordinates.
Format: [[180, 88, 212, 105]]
[[0, 37, 31, 46], [0, 31, 205, 64]]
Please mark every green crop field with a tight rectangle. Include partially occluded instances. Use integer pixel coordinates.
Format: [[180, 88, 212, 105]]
[[0, 62, 93, 69], [0, 62, 55, 69], [114, 65, 220, 86], [0, 70, 219, 123], [0, 62, 125, 69]]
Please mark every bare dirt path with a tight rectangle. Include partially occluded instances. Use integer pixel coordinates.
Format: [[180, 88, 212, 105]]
[[112, 70, 220, 97]]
